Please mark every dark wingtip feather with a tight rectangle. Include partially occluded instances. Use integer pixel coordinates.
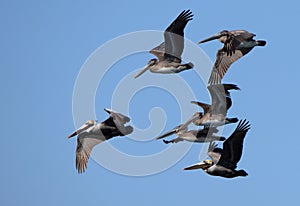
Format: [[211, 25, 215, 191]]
[[236, 119, 251, 132], [179, 9, 194, 21], [222, 84, 241, 91]]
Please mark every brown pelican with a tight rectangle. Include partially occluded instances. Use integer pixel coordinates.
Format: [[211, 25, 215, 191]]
[[67, 108, 133, 173], [156, 124, 225, 144], [134, 10, 194, 78], [181, 84, 239, 128], [198, 30, 266, 84], [183, 119, 251, 178]]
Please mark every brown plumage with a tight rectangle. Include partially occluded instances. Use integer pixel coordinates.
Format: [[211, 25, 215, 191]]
[[68, 109, 133, 174], [181, 84, 240, 128], [183, 119, 251, 178], [134, 10, 194, 78], [198, 30, 266, 84], [155, 124, 225, 144]]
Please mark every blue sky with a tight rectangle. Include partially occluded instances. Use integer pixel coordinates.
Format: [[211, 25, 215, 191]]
[[1, 0, 299, 205]]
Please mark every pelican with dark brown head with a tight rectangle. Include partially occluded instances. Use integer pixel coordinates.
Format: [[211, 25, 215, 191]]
[[199, 30, 266, 84]]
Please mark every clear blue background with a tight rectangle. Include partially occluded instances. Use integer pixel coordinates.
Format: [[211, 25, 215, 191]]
[[1, 0, 299, 205]]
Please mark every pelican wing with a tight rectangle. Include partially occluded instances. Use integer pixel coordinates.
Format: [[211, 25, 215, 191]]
[[208, 49, 244, 85], [190, 101, 211, 114], [103, 109, 132, 135], [208, 142, 222, 164], [180, 112, 203, 129], [223, 30, 255, 56], [208, 84, 240, 115], [104, 108, 130, 125], [76, 134, 105, 173], [198, 126, 219, 137], [164, 10, 193, 60], [217, 119, 251, 169], [150, 42, 165, 61]]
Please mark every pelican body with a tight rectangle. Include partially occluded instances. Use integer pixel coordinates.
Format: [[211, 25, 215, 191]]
[[198, 30, 266, 84], [156, 124, 225, 144], [182, 84, 239, 128], [67, 108, 133, 173], [135, 10, 194, 78], [184, 120, 251, 178]]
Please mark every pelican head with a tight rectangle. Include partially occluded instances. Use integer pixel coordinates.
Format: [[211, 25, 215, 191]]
[[183, 159, 213, 171], [67, 120, 97, 138], [198, 30, 229, 44], [134, 58, 158, 79]]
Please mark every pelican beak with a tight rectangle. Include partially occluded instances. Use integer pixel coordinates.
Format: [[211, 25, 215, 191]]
[[156, 128, 177, 140], [134, 63, 151, 79], [104, 108, 113, 114], [198, 33, 223, 44], [67, 131, 77, 139], [183, 160, 212, 170], [156, 124, 184, 140]]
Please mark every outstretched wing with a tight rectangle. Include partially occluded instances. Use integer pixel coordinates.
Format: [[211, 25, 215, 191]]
[[76, 134, 105, 174], [209, 30, 256, 85], [150, 42, 165, 61], [102, 108, 131, 135], [207, 141, 222, 164], [190, 101, 211, 114], [208, 84, 240, 115], [201, 126, 219, 135], [164, 10, 193, 60], [217, 119, 251, 169], [208, 49, 244, 85], [223, 30, 255, 56], [179, 112, 203, 129]]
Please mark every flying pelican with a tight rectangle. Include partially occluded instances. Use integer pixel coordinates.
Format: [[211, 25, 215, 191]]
[[181, 84, 239, 128], [198, 30, 266, 84], [156, 124, 225, 144], [183, 119, 250, 178], [134, 10, 194, 78], [67, 108, 133, 173]]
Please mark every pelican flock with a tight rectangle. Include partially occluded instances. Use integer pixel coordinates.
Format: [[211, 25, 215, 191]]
[[69, 9, 266, 177]]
